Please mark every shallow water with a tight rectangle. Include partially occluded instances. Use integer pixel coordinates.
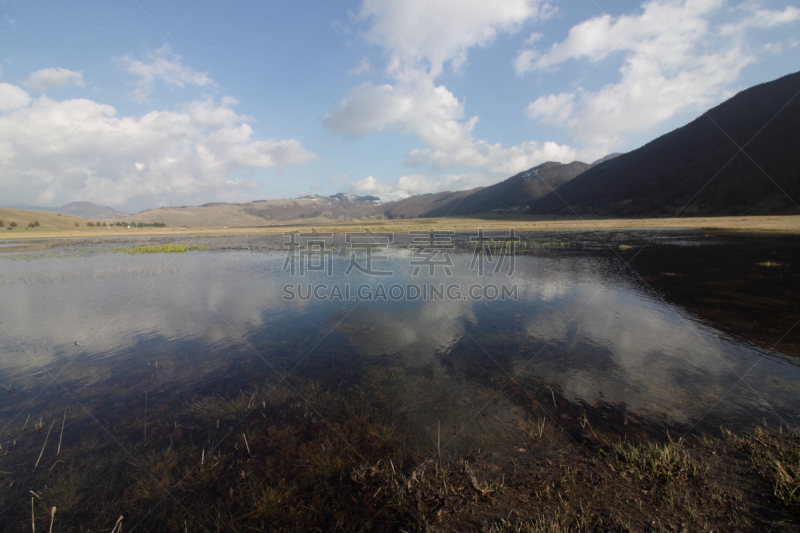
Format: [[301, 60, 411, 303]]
[[1, 230, 798, 454]]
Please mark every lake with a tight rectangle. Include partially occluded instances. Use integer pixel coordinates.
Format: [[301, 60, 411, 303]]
[[1, 229, 798, 530]]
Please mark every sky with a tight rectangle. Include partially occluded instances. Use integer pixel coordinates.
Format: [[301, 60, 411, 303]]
[[0, 0, 798, 213]]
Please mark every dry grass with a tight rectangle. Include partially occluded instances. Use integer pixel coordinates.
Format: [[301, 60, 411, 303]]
[[2, 208, 799, 240], [726, 426, 800, 507], [0, 208, 86, 231], [613, 437, 709, 485]]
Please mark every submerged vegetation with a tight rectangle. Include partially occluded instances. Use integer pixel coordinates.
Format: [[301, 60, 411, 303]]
[[114, 244, 209, 254], [758, 260, 786, 267], [2, 366, 799, 531]]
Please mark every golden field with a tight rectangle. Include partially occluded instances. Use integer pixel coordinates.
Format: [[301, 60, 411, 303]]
[[1, 207, 799, 239]]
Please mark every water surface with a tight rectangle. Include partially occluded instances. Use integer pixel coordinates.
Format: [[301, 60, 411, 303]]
[[1, 230, 798, 453]]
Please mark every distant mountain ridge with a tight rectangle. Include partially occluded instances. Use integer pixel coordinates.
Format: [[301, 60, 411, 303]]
[[383, 161, 591, 218], [0, 160, 600, 226], [120, 193, 386, 227], [529, 71, 800, 217]]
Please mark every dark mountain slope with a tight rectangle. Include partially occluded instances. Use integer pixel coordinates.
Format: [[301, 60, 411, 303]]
[[385, 161, 590, 218], [529, 71, 800, 217], [383, 189, 482, 219]]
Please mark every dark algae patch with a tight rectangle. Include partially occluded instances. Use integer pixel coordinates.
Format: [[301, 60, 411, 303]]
[[1, 231, 800, 531]]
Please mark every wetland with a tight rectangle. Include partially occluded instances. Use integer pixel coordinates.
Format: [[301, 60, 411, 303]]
[[0, 229, 799, 531]]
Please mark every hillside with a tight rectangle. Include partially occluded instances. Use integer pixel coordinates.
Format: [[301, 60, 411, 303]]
[[0, 207, 88, 231], [382, 189, 481, 219], [529, 71, 800, 217], [384, 161, 590, 218], [5, 201, 125, 219], [116, 195, 385, 228]]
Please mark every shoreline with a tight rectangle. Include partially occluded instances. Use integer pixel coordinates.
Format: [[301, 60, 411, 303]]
[[1, 214, 799, 240]]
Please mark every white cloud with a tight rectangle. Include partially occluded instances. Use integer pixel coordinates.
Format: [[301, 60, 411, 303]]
[[516, 0, 799, 150], [325, 1, 575, 182], [357, 0, 549, 77], [0, 82, 32, 111], [325, 74, 578, 175], [120, 44, 213, 103], [719, 5, 800, 35], [353, 175, 391, 195], [515, 0, 726, 74], [0, 87, 318, 208], [352, 175, 414, 201], [524, 92, 576, 126], [407, 139, 579, 174], [23, 67, 85, 92], [4, 14, 17, 26], [324, 74, 474, 151], [396, 172, 486, 194]]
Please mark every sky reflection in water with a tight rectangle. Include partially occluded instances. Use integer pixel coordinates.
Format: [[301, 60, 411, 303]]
[[1, 235, 798, 446]]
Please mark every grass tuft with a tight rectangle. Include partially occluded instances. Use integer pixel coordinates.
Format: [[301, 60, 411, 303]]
[[114, 244, 209, 254], [613, 436, 708, 485], [727, 425, 800, 506]]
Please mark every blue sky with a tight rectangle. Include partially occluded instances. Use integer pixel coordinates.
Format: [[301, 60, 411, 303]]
[[0, 0, 798, 213]]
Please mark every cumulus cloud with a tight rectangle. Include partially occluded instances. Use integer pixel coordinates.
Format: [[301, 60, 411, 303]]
[[0, 82, 32, 110], [0, 87, 318, 209], [517, 0, 800, 150], [397, 172, 486, 194], [356, 0, 550, 77], [325, 0, 576, 184], [353, 175, 409, 200], [324, 74, 475, 152], [23, 67, 85, 92], [407, 139, 579, 173], [120, 44, 213, 102]]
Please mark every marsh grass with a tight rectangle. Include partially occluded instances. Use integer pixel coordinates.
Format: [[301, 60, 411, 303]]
[[114, 244, 209, 254], [727, 425, 800, 507], [612, 436, 709, 485]]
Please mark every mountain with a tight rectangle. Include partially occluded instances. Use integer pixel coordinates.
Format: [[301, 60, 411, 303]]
[[0, 207, 88, 230], [5, 201, 126, 219], [384, 161, 591, 218], [120, 194, 385, 227], [382, 189, 482, 219], [590, 153, 622, 166], [529, 71, 800, 217], [328, 192, 381, 203]]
